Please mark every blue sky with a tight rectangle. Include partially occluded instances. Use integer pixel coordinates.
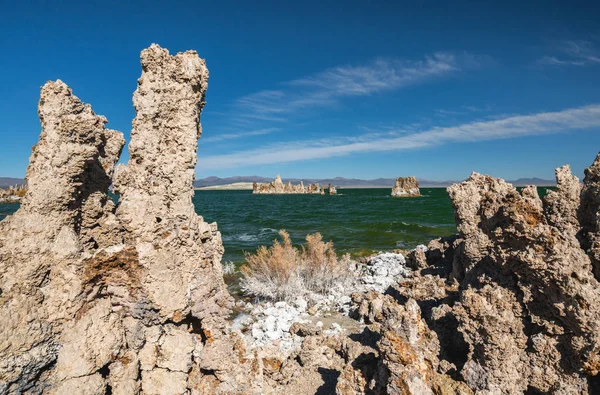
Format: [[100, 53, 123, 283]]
[[1, 0, 599, 181]]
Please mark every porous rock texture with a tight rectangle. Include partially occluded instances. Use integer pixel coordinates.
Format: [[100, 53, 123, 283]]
[[3, 43, 600, 394], [391, 176, 421, 197], [579, 153, 600, 280], [0, 45, 252, 394], [446, 168, 600, 392], [0, 79, 126, 394]]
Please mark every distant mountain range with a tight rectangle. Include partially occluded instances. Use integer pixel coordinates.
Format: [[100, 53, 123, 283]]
[[0, 176, 558, 190], [0, 178, 26, 189], [193, 176, 557, 188]]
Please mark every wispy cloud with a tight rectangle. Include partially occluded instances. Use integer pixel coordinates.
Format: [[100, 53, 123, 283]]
[[202, 128, 281, 143], [434, 105, 492, 118], [233, 52, 488, 123], [538, 40, 600, 67], [199, 104, 600, 169]]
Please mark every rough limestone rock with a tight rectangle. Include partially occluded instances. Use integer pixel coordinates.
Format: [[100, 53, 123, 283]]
[[0, 80, 125, 393], [358, 253, 410, 293], [445, 167, 600, 392], [391, 176, 421, 197], [253, 175, 323, 194], [0, 45, 252, 394], [328, 184, 337, 195], [579, 153, 600, 280]]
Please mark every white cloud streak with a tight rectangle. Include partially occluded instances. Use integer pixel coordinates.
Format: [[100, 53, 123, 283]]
[[199, 104, 600, 169], [202, 128, 281, 143], [233, 52, 484, 122], [539, 40, 600, 67]]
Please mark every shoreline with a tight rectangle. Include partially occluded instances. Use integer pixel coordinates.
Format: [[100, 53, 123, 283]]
[[195, 184, 558, 190]]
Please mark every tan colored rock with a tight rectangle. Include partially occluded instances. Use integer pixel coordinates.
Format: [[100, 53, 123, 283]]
[[446, 168, 600, 392], [544, 165, 581, 236], [0, 45, 246, 394], [112, 43, 232, 326], [579, 152, 600, 279], [142, 368, 188, 395], [48, 374, 106, 395], [54, 299, 124, 381], [0, 80, 125, 394], [391, 176, 421, 197], [108, 351, 141, 395]]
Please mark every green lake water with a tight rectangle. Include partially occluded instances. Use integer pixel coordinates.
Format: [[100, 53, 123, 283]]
[[194, 188, 457, 264], [0, 187, 556, 264], [1, 188, 456, 263]]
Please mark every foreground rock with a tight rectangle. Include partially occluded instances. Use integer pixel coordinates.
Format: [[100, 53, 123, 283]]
[[391, 176, 421, 197], [0, 45, 247, 394], [253, 175, 323, 194]]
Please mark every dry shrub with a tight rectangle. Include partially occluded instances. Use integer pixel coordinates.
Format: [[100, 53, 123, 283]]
[[14, 188, 27, 198], [0, 186, 27, 198], [240, 230, 351, 301]]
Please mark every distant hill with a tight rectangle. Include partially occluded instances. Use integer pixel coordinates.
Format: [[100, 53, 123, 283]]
[[510, 178, 557, 187], [0, 178, 25, 189], [194, 176, 557, 189], [0, 175, 558, 190]]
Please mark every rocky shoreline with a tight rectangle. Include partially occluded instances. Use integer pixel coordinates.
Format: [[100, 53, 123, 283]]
[[1, 44, 600, 394], [0, 185, 26, 203]]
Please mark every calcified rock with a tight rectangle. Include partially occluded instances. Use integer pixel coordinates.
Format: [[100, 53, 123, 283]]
[[579, 153, 600, 279], [391, 176, 421, 197], [444, 167, 600, 392], [253, 175, 323, 194], [0, 45, 250, 394], [0, 80, 125, 393], [328, 184, 337, 195], [112, 44, 231, 324]]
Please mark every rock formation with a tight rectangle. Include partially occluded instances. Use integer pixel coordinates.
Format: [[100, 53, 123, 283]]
[[0, 79, 126, 393], [0, 45, 248, 395], [444, 169, 600, 392], [328, 184, 337, 195], [579, 153, 600, 279], [3, 43, 600, 394], [253, 175, 323, 194], [391, 176, 421, 197]]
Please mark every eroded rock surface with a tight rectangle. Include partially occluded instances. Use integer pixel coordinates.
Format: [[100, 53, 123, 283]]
[[579, 153, 600, 280], [0, 79, 125, 393], [391, 176, 421, 197], [0, 45, 244, 394]]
